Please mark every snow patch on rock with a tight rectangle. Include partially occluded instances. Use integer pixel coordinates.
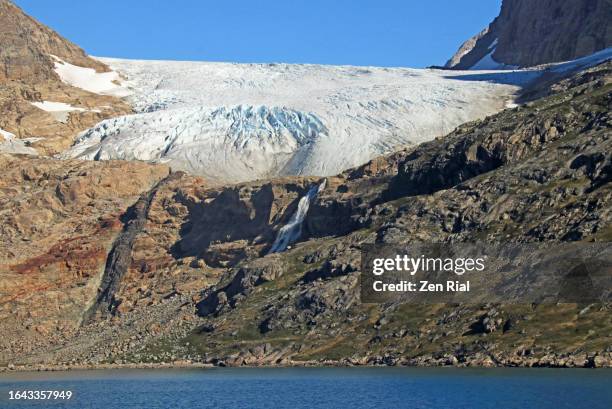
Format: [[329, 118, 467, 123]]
[[31, 101, 87, 123], [51, 55, 131, 97], [470, 40, 519, 70], [0, 128, 38, 155]]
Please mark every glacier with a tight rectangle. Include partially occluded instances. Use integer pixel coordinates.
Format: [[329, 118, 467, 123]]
[[63, 57, 544, 183]]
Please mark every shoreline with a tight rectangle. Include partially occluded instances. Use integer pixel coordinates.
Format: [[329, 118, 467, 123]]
[[2, 358, 611, 373]]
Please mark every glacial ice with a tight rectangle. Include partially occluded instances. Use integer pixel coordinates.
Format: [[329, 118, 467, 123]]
[[64, 57, 545, 183]]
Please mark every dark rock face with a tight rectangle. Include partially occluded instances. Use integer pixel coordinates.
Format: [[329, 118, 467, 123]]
[[447, 0, 612, 69], [170, 178, 319, 267], [196, 256, 286, 316], [84, 174, 175, 322]]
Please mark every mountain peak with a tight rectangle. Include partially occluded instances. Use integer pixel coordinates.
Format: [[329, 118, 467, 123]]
[[447, 0, 611, 69], [0, 0, 109, 82]]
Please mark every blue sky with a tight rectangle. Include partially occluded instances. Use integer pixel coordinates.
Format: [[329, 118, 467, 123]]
[[15, 0, 501, 68]]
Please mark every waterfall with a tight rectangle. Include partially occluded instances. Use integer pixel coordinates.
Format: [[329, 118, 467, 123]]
[[268, 180, 326, 254]]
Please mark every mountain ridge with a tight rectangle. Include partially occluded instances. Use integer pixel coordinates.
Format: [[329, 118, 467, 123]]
[[0, 0, 108, 82], [0, 0, 131, 155]]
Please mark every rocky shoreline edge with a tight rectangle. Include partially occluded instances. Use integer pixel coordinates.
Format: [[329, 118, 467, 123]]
[[2, 352, 611, 373]]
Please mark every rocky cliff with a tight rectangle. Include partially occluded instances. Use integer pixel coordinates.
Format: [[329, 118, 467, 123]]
[[0, 155, 168, 361], [0, 0, 131, 154], [447, 0, 612, 69]]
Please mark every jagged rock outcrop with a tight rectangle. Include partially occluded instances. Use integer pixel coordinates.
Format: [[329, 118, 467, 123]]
[[447, 0, 612, 69], [0, 0, 131, 154], [197, 255, 287, 316]]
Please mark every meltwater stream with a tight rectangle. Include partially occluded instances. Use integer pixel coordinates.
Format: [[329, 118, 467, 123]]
[[268, 180, 326, 254]]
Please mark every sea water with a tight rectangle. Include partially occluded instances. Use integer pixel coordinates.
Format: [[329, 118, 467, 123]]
[[1, 367, 611, 408]]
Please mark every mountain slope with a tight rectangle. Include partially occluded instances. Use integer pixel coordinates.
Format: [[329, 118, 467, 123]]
[[174, 61, 612, 367], [0, 155, 169, 358], [0, 0, 106, 82], [3, 61, 610, 369], [0, 0, 131, 154], [447, 0, 612, 69]]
